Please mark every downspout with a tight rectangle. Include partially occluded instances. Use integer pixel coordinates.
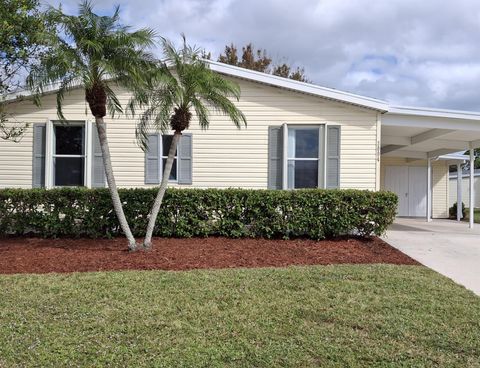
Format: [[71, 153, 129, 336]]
[[376, 112, 382, 191], [457, 163, 463, 222], [469, 144, 475, 229], [427, 158, 432, 222]]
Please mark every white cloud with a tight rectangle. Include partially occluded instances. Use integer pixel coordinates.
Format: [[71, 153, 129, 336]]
[[44, 0, 480, 110]]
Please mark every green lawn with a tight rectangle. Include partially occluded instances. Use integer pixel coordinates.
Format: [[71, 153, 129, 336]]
[[464, 208, 480, 223], [1, 265, 479, 367]]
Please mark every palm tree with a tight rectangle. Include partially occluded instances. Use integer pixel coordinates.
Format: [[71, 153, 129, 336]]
[[27, 1, 159, 251], [133, 36, 247, 249]]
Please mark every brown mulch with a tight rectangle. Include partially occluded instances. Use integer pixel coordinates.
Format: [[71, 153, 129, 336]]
[[0, 236, 419, 275]]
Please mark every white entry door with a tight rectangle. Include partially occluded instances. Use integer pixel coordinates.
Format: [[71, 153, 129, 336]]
[[384, 166, 427, 217]]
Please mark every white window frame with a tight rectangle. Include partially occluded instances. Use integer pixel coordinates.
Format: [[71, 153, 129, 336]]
[[282, 123, 327, 190], [45, 119, 92, 188], [160, 134, 179, 183]]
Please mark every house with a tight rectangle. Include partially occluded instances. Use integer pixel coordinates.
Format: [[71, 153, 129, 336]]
[[1, 60, 479, 224]]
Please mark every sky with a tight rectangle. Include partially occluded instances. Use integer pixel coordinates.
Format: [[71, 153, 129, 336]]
[[45, 0, 480, 111]]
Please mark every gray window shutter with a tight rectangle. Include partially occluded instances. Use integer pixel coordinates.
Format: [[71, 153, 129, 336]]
[[32, 123, 46, 188], [178, 133, 192, 185], [145, 134, 160, 184], [268, 126, 283, 189], [91, 125, 106, 188], [326, 125, 341, 189]]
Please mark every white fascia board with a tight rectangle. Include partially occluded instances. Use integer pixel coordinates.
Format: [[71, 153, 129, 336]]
[[388, 105, 480, 121], [206, 60, 389, 112], [4, 83, 82, 104], [4, 78, 93, 103]]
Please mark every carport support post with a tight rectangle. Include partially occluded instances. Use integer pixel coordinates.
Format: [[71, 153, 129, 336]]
[[469, 144, 474, 229], [457, 163, 463, 221], [427, 158, 432, 222]]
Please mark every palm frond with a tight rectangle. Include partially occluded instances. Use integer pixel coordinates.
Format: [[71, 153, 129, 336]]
[[186, 58, 246, 128], [104, 84, 123, 117], [55, 77, 78, 121], [190, 96, 209, 130], [134, 91, 173, 150], [134, 36, 247, 150], [27, 0, 159, 119]]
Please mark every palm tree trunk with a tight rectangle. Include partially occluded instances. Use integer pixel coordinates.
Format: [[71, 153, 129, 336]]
[[143, 131, 181, 249], [95, 117, 138, 251]]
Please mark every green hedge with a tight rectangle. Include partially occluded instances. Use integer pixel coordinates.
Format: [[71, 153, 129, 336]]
[[0, 188, 397, 239]]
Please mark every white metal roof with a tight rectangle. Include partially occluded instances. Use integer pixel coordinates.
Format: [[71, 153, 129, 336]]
[[5, 60, 480, 125], [206, 60, 389, 111], [0, 60, 398, 112]]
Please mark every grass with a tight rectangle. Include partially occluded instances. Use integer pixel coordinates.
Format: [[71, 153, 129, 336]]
[[464, 208, 480, 223], [0, 265, 479, 367]]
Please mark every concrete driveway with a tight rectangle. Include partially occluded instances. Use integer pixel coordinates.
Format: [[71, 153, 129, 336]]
[[383, 218, 480, 296]]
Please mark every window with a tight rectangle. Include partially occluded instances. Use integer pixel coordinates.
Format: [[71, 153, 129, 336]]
[[162, 135, 178, 181], [268, 124, 339, 190], [53, 124, 85, 186], [287, 126, 322, 189], [144, 133, 193, 185], [33, 120, 105, 188]]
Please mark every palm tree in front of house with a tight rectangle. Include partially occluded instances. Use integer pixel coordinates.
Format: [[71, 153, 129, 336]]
[[27, 1, 159, 251], [132, 36, 247, 249]]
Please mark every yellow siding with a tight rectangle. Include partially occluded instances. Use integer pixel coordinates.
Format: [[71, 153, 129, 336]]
[[432, 160, 449, 218], [380, 157, 449, 218], [1, 77, 379, 190], [0, 123, 34, 188]]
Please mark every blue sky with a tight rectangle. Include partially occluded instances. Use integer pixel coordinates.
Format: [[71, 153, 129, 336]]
[[46, 0, 480, 111]]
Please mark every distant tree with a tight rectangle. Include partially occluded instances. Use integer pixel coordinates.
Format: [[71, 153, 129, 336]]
[[0, 0, 53, 93], [218, 43, 271, 73], [0, 0, 54, 141], [217, 43, 309, 82], [288, 67, 308, 82], [217, 43, 238, 66], [200, 50, 211, 60], [272, 63, 290, 78], [271, 63, 308, 82], [238, 44, 271, 73]]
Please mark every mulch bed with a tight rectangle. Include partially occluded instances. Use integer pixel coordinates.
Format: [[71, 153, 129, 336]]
[[0, 236, 419, 274]]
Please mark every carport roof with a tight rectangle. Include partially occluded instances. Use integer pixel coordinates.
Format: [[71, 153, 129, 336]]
[[381, 105, 480, 159]]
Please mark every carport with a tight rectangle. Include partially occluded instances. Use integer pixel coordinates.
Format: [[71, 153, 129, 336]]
[[381, 105, 480, 228]]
